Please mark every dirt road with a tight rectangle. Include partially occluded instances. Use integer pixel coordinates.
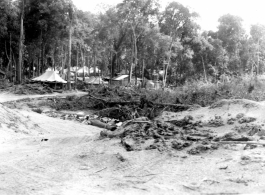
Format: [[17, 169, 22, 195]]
[[0, 91, 87, 103], [1, 94, 265, 194]]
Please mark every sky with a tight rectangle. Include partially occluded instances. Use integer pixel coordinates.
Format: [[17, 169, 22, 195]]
[[72, 0, 265, 33]]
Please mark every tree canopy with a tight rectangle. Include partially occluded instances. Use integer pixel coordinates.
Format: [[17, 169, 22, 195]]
[[0, 0, 264, 85]]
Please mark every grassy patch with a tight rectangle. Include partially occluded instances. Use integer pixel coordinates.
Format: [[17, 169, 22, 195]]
[[174, 75, 265, 106]]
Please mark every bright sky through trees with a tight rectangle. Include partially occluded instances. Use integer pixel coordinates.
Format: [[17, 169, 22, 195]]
[[72, 0, 265, 32]]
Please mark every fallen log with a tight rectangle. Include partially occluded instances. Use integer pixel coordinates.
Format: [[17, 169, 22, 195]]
[[99, 118, 152, 138], [100, 129, 126, 138], [89, 119, 116, 131], [217, 141, 265, 146], [153, 102, 192, 110], [106, 101, 140, 106], [87, 94, 106, 102]]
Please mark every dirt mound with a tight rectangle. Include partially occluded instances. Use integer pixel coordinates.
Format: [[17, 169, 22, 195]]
[[158, 98, 265, 128], [100, 117, 218, 154], [210, 99, 259, 109], [2, 94, 265, 194], [0, 104, 43, 138], [98, 98, 265, 154], [233, 124, 265, 137]]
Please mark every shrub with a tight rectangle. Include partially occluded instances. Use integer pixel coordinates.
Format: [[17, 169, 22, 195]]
[[171, 75, 265, 106]]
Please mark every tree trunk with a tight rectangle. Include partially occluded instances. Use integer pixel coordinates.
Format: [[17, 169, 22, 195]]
[[61, 45, 64, 75], [129, 30, 137, 84], [75, 47, 78, 89], [163, 63, 169, 87], [13, 53, 16, 83], [142, 59, 145, 87], [163, 36, 174, 88], [67, 20, 72, 90], [79, 45, 84, 81], [38, 30, 42, 77], [135, 60, 137, 85], [128, 37, 134, 84], [110, 33, 127, 81], [88, 56, 90, 76], [32, 59, 35, 78], [110, 50, 113, 84], [8, 33, 12, 73], [94, 51, 96, 75], [37, 57, 40, 76], [257, 40, 260, 75], [17, 0, 24, 84], [82, 50, 85, 82], [111, 52, 116, 79], [162, 62, 165, 87], [201, 54, 207, 82], [64, 45, 67, 74], [128, 56, 133, 84], [52, 51, 55, 71], [41, 43, 45, 74], [125, 60, 128, 75], [134, 32, 137, 86]]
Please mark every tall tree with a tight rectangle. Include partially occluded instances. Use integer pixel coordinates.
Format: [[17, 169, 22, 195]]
[[217, 14, 245, 72], [249, 24, 265, 75], [192, 34, 213, 82], [159, 1, 199, 86], [117, 0, 160, 83], [0, 0, 19, 81], [17, 0, 25, 83], [67, 3, 73, 90]]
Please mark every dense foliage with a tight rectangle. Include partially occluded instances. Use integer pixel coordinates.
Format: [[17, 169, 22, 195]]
[[1, 0, 265, 85]]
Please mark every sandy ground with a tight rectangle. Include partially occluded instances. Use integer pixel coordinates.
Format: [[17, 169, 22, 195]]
[[0, 91, 87, 103], [1, 94, 265, 194]]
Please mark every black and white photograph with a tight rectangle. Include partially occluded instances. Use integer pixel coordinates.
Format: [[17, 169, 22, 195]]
[[1, 0, 265, 194]]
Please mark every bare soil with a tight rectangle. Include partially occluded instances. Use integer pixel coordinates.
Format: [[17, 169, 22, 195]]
[[1, 93, 265, 195]]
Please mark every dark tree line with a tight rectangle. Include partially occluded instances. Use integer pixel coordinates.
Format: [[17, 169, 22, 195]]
[[0, 0, 265, 86]]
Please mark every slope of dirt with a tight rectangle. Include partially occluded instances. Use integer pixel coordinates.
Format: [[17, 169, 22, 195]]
[[159, 99, 265, 136], [1, 97, 265, 194]]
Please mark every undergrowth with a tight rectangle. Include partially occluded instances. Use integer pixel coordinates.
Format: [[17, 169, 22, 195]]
[[139, 75, 265, 107], [40, 75, 265, 111], [173, 75, 265, 106]]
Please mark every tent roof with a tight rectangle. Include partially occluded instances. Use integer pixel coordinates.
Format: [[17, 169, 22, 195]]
[[76, 66, 89, 73], [84, 76, 106, 84], [113, 75, 142, 81], [32, 71, 67, 83], [77, 67, 100, 74], [113, 75, 129, 81]]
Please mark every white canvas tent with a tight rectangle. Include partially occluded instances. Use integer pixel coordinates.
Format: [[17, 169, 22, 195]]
[[61, 66, 100, 76], [77, 66, 89, 74], [77, 67, 100, 74], [89, 67, 100, 74], [32, 71, 67, 83], [112, 75, 141, 86], [83, 76, 107, 85]]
